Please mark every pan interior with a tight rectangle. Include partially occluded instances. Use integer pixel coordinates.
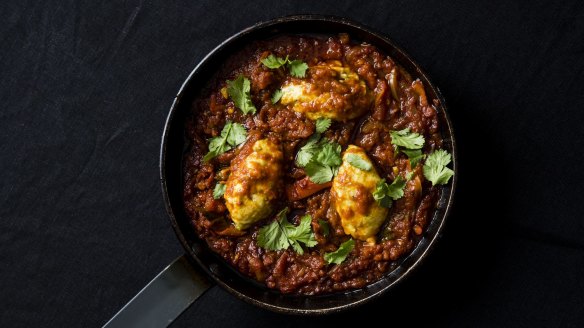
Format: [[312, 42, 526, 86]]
[[160, 15, 456, 314]]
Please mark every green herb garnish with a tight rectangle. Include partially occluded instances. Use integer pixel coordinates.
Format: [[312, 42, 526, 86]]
[[299, 139, 342, 184], [212, 183, 226, 199], [390, 128, 425, 150], [295, 117, 340, 183], [257, 209, 317, 255], [401, 149, 425, 168], [390, 128, 426, 169], [226, 75, 256, 115], [261, 55, 309, 78], [271, 89, 283, 104], [315, 142, 342, 167], [305, 162, 335, 184], [405, 171, 414, 181], [345, 153, 372, 171], [203, 121, 247, 161], [289, 60, 309, 78], [315, 118, 331, 134], [423, 149, 454, 185], [261, 55, 289, 69], [296, 134, 321, 167], [324, 239, 355, 265], [373, 176, 407, 208]]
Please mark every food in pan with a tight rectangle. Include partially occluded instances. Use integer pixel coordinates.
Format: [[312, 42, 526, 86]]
[[223, 138, 283, 230], [183, 34, 453, 294], [331, 145, 388, 244]]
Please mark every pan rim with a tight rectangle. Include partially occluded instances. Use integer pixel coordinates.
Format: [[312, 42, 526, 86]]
[[160, 14, 457, 315]]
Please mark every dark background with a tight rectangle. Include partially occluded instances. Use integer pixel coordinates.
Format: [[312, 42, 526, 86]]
[[2, 0, 583, 327]]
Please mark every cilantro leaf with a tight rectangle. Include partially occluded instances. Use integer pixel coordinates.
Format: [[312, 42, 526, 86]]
[[226, 122, 247, 146], [213, 183, 226, 199], [304, 162, 334, 184], [401, 149, 425, 168], [257, 209, 289, 251], [271, 89, 283, 104], [295, 134, 321, 167], [261, 55, 289, 69], [405, 171, 414, 181], [315, 142, 342, 167], [261, 54, 308, 78], [315, 118, 331, 133], [373, 176, 407, 208], [204, 135, 231, 162], [373, 184, 393, 208], [286, 215, 318, 251], [289, 60, 309, 78], [257, 209, 317, 255], [226, 75, 256, 115], [390, 128, 425, 149], [373, 180, 393, 208], [423, 149, 454, 185], [386, 176, 406, 199], [332, 165, 340, 176], [203, 121, 247, 161], [303, 139, 342, 184], [324, 239, 355, 265], [295, 130, 341, 184], [345, 153, 372, 171]]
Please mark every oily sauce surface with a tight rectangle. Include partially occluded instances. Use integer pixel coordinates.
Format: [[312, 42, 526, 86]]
[[183, 34, 442, 294]]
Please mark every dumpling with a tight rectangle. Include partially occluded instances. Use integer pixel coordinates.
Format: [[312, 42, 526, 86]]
[[280, 60, 373, 121], [331, 145, 388, 244], [224, 138, 283, 230]]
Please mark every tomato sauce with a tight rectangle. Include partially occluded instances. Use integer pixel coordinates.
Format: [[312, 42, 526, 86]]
[[183, 34, 442, 294]]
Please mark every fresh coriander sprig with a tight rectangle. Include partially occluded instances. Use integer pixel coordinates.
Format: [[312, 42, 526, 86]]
[[295, 118, 340, 184], [261, 55, 289, 69], [203, 121, 247, 162], [288, 60, 309, 78], [296, 134, 321, 167], [257, 209, 317, 255], [261, 54, 309, 78], [298, 139, 342, 184], [423, 149, 454, 185], [226, 75, 256, 115], [315, 118, 331, 133], [390, 128, 425, 149], [401, 149, 425, 168], [315, 142, 342, 167], [212, 183, 226, 199], [390, 128, 426, 168], [373, 176, 407, 208], [345, 153, 372, 171], [295, 118, 333, 167], [324, 239, 355, 265], [271, 89, 283, 104], [305, 160, 336, 184]]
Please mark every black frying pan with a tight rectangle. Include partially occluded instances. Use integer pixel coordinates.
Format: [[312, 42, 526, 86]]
[[103, 15, 457, 327]]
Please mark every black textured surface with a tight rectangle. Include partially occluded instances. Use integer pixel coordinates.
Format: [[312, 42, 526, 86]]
[[1, 1, 583, 327]]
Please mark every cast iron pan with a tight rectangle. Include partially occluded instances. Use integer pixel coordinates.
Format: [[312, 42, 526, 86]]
[[104, 15, 457, 327]]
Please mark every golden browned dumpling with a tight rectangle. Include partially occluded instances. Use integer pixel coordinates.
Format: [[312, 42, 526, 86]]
[[280, 60, 373, 121], [331, 145, 388, 243], [224, 138, 283, 230]]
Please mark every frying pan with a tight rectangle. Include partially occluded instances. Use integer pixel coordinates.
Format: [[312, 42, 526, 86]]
[[103, 15, 457, 327]]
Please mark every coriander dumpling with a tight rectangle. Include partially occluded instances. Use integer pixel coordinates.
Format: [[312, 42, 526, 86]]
[[331, 145, 388, 244], [224, 138, 283, 230], [280, 60, 373, 121]]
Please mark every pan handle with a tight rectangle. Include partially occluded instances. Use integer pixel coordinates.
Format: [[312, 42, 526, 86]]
[[103, 254, 213, 328]]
